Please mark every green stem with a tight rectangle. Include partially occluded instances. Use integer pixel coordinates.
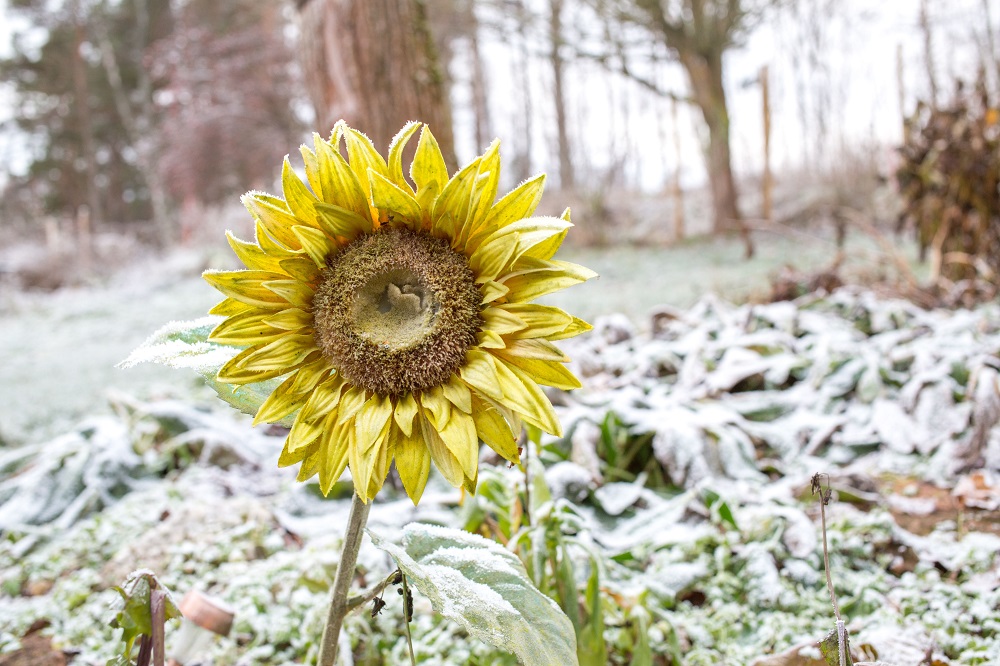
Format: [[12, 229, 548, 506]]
[[318, 493, 372, 666]]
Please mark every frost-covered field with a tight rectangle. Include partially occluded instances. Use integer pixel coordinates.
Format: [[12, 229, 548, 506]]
[[2, 263, 999, 664]]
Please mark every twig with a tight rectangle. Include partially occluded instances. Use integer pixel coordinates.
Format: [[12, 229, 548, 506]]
[[346, 569, 402, 613], [401, 574, 416, 666], [811, 473, 841, 621], [318, 493, 373, 666], [521, 430, 531, 526], [813, 473, 848, 666]]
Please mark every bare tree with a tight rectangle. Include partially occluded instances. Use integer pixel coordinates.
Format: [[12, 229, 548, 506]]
[[601, 0, 776, 255], [550, 0, 576, 190], [296, 0, 458, 169]]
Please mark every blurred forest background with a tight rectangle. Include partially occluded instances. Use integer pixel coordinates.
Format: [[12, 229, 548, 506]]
[[0, 0, 997, 287]]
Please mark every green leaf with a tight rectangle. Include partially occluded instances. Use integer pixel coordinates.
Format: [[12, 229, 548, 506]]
[[118, 317, 286, 424], [369, 523, 578, 666], [107, 570, 180, 662], [819, 624, 854, 666], [703, 489, 739, 530], [577, 560, 606, 666]]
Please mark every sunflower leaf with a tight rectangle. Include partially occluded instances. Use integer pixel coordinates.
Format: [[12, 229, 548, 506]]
[[119, 317, 286, 423], [368, 523, 578, 666]]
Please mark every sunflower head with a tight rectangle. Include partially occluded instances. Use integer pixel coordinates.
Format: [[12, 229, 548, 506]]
[[204, 121, 595, 504]]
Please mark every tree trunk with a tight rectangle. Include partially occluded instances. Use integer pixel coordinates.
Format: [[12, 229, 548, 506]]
[[297, 0, 457, 171], [549, 0, 575, 190], [679, 49, 754, 257]]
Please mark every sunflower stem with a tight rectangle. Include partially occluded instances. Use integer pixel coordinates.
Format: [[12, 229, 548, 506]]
[[319, 493, 372, 666]]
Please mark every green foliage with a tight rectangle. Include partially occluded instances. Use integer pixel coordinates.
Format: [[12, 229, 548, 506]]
[[118, 317, 284, 424], [368, 523, 579, 666], [107, 570, 180, 665], [896, 70, 1000, 285]]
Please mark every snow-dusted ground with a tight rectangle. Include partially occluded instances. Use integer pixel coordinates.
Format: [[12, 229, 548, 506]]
[[2, 246, 999, 664]]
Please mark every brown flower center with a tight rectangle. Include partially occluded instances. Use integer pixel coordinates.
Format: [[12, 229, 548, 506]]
[[312, 227, 482, 395]]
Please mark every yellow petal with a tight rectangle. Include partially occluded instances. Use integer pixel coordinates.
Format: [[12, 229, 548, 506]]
[[492, 355, 561, 435], [419, 385, 451, 431], [492, 354, 581, 391], [242, 192, 302, 249], [477, 217, 572, 276], [481, 307, 527, 336], [282, 156, 319, 225], [496, 303, 573, 338], [458, 348, 504, 401], [546, 316, 593, 341], [263, 280, 314, 309], [355, 393, 393, 453], [209, 298, 256, 317], [468, 232, 518, 284], [431, 153, 480, 240], [438, 408, 479, 480], [226, 231, 283, 273], [288, 409, 323, 451], [233, 334, 316, 373], [292, 225, 334, 267], [296, 449, 322, 482], [318, 412, 351, 496], [336, 386, 368, 425], [442, 376, 472, 414], [278, 437, 319, 468], [387, 121, 420, 190], [392, 423, 431, 504], [461, 140, 501, 243], [204, 270, 287, 307], [298, 375, 345, 422], [476, 330, 506, 349], [256, 220, 299, 257], [393, 392, 419, 437], [369, 169, 422, 228], [262, 307, 313, 331], [494, 338, 568, 362], [208, 311, 284, 345], [344, 126, 389, 199], [411, 125, 449, 221], [253, 373, 305, 426], [290, 358, 332, 395], [313, 133, 371, 221], [480, 280, 509, 305], [278, 257, 321, 283], [349, 413, 389, 503], [217, 344, 296, 384], [366, 430, 394, 499], [419, 412, 465, 489], [314, 201, 373, 241], [470, 394, 520, 463], [501, 260, 597, 303], [475, 174, 545, 243]]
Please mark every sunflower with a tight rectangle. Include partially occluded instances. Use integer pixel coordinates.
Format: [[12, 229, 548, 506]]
[[204, 121, 594, 504]]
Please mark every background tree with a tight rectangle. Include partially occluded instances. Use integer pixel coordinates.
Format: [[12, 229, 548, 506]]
[[1, 0, 173, 230], [295, 0, 458, 170], [149, 0, 304, 241], [603, 0, 777, 250]]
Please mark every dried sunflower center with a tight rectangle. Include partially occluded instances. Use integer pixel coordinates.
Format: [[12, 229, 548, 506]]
[[313, 227, 482, 395]]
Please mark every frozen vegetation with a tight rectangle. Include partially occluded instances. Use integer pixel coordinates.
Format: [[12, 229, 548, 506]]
[[2, 267, 999, 663]]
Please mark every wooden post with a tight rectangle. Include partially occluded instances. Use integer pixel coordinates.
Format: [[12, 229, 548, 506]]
[[897, 43, 908, 141], [760, 64, 772, 222], [671, 96, 685, 241], [76, 204, 92, 276]]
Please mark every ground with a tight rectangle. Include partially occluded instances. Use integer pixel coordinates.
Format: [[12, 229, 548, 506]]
[[1, 225, 997, 666]]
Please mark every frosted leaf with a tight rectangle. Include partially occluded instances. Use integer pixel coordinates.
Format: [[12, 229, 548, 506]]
[[368, 523, 578, 666], [118, 317, 283, 422]]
